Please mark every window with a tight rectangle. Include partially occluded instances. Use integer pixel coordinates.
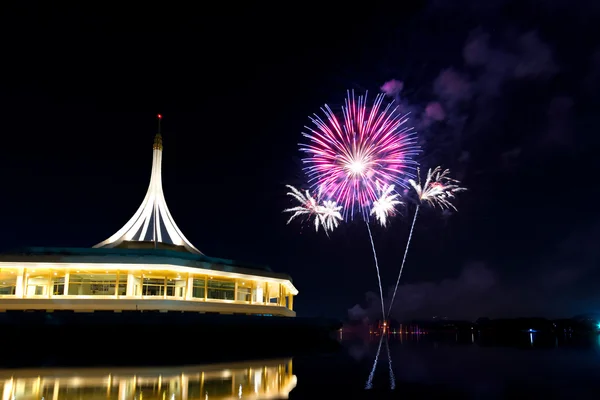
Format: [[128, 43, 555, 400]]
[[142, 274, 185, 297], [53, 277, 65, 295], [192, 278, 205, 299], [26, 271, 50, 296], [207, 279, 234, 300], [142, 278, 165, 296], [0, 269, 17, 295], [267, 283, 281, 304], [237, 287, 251, 302], [68, 273, 120, 296], [165, 277, 186, 297], [252, 283, 265, 303]]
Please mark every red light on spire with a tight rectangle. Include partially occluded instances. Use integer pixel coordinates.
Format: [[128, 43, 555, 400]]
[[157, 114, 162, 119]]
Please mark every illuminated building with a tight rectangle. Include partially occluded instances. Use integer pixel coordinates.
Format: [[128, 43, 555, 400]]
[[0, 119, 297, 317], [0, 358, 296, 399]]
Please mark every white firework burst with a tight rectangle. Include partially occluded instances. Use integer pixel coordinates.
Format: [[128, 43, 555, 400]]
[[409, 166, 466, 210], [283, 185, 343, 234], [370, 183, 402, 227]]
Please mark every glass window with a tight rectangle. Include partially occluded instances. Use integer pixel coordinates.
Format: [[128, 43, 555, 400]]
[[192, 278, 205, 299], [267, 283, 280, 304], [207, 278, 234, 300], [142, 278, 165, 296], [237, 287, 251, 302], [68, 273, 118, 295], [252, 282, 265, 303], [26, 270, 50, 296], [0, 269, 17, 295], [117, 273, 127, 296], [204, 378, 233, 397], [51, 270, 67, 295]]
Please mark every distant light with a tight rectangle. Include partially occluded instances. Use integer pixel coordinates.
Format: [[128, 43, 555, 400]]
[[157, 114, 162, 119], [596, 322, 600, 329]]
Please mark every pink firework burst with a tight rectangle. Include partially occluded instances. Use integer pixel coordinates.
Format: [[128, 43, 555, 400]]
[[300, 90, 420, 219]]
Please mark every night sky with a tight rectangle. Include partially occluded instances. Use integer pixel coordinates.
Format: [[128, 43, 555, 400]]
[[2, 1, 600, 321]]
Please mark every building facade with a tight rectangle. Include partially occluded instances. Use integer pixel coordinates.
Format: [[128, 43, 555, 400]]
[[0, 120, 297, 316]]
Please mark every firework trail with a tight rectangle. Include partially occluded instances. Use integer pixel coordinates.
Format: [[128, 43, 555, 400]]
[[365, 334, 384, 390], [283, 185, 343, 236], [365, 220, 385, 323], [385, 335, 396, 390], [386, 166, 466, 318], [300, 90, 419, 321], [366, 183, 403, 322]]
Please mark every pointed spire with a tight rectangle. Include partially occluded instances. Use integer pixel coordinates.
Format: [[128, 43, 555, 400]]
[[154, 114, 163, 150], [94, 115, 202, 254]]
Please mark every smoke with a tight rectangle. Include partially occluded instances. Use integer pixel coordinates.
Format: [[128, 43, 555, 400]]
[[381, 27, 565, 172], [432, 69, 473, 106], [380, 79, 404, 97], [348, 220, 600, 322]]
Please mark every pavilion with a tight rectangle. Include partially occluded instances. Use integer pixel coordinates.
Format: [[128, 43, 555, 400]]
[[0, 117, 297, 317]]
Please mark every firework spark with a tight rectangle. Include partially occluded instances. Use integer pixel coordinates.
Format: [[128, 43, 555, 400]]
[[320, 200, 343, 232], [409, 166, 467, 210], [283, 185, 342, 234], [370, 183, 402, 227], [387, 166, 466, 319], [300, 90, 419, 220]]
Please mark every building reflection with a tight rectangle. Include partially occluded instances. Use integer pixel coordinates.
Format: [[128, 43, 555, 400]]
[[0, 358, 296, 399]]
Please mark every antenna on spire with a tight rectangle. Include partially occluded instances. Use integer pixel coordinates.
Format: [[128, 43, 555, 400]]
[[157, 114, 162, 134]]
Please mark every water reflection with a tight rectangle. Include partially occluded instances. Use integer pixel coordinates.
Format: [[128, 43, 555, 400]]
[[0, 358, 296, 400], [343, 327, 600, 395]]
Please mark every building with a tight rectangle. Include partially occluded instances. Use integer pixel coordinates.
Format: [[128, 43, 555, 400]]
[[0, 118, 297, 317], [0, 358, 297, 399]]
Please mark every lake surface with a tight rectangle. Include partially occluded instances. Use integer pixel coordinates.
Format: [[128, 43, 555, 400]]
[[2, 331, 600, 399]]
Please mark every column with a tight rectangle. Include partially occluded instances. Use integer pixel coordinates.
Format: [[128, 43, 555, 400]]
[[47, 271, 52, 298], [126, 273, 134, 296], [64, 272, 70, 296], [15, 268, 25, 298], [181, 374, 189, 400], [288, 294, 293, 311], [114, 271, 119, 298], [186, 275, 193, 300], [52, 380, 59, 400], [264, 282, 269, 305], [234, 280, 239, 301]]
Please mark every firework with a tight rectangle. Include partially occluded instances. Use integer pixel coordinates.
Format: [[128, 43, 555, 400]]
[[320, 200, 343, 232], [283, 185, 343, 235], [387, 166, 466, 318], [370, 183, 402, 227], [409, 166, 467, 210], [300, 90, 419, 220]]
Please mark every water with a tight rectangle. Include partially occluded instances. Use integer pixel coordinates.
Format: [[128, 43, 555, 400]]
[[3, 331, 600, 399]]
